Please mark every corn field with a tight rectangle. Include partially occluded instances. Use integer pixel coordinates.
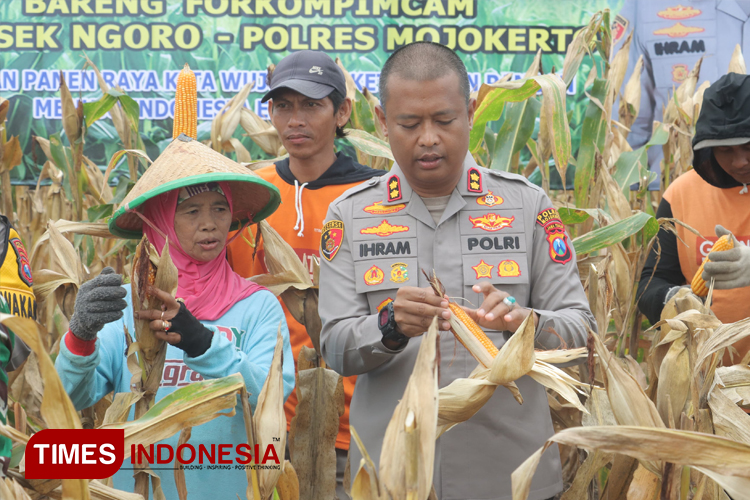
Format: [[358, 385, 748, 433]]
[[1, 8, 750, 500]]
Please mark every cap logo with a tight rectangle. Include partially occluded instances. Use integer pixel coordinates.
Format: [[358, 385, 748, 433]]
[[309, 66, 323, 75]]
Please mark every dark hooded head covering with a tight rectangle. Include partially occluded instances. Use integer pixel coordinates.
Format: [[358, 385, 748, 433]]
[[692, 73, 750, 189]]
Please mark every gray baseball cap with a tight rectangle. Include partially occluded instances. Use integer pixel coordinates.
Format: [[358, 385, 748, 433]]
[[262, 50, 347, 103]]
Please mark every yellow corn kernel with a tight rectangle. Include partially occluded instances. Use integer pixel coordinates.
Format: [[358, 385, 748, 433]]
[[173, 63, 197, 140], [448, 302, 499, 367], [691, 234, 734, 297]]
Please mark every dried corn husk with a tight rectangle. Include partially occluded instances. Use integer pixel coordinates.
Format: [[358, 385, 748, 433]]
[[254, 327, 287, 498], [656, 336, 690, 427], [379, 318, 439, 500]]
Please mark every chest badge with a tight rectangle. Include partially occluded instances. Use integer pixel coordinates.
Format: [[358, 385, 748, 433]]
[[672, 64, 689, 83], [363, 200, 406, 215], [476, 190, 503, 207], [653, 22, 705, 38], [390, 262, 409, 283], [472, 259, 494, 279], [657, 5, 701, 20], [321, 220, 344, 261], [469, 214, 514, 232], [364, 265, 385, 286], [387, 175, 402, 202], [467, 167, 482, 193], [497, 260, 521, 277], [360, 220, 409, 237]]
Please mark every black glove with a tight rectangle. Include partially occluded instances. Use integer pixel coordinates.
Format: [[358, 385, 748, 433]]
[[69, 267, 127, 341], [169, 302, 213, 358]]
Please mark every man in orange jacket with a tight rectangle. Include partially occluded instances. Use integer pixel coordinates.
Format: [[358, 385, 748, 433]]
[[227, 50, 384, 498]]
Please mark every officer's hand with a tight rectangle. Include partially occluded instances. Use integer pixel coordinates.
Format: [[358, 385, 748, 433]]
[[392, 286, 451, 337], [462, 281, 539, 333], [701, 225, 750, 290]]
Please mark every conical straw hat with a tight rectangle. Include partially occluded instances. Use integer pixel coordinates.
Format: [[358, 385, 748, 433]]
[[109, 134, 280, 238]]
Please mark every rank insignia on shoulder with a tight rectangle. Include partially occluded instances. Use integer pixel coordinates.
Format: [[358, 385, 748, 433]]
[[360, 220, 409, 237], [476, 190, 503, 207], [472, 259, 494, 279], [364, 265, 385, 286], [390, 262, 408, 283], [321, 220, 344, 261], [387, 175, 402, 202], [363, 200, 406, 215], [467, 167, 482, 193], [497, 260, 521, 277], [376, 297, 393, 312], [469, 214, 514, 232]]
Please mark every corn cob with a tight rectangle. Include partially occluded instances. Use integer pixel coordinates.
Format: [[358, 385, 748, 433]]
[[423, 269, 499, 368], [447, 302, 499, 368], [173, 63, 197, 139], [691, 235, 734, 297]]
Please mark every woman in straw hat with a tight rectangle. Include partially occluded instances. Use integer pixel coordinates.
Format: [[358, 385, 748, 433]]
[[55, 135, 295, 498]]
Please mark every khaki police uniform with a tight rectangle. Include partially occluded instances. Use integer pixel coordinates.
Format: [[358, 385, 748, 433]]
[[318, 154, 595, 500], [615, 0, 750, 186]]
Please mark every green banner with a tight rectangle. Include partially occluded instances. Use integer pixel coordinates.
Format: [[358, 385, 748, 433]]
[[0, 0, 621, 181]]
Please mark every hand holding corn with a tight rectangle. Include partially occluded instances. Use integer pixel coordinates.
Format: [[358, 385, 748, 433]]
[[392, 286, 451, 336], [463, 281, 539, 333], [700, 225, 750, 290]]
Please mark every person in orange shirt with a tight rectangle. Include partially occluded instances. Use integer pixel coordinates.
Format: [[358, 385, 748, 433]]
[[227, 50, 384, 499], [638, 72, 750, 362]]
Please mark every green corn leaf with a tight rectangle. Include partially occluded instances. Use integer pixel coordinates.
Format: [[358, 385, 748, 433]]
[[350, 89, 376, 135], [572, 211, 654, 256], [118, 95, 141, 132], [558, 207, 608, 225], [87, 204, 113, 222], [533, 75, 572, 183], [491, 97, 540, 172], [612, 123, 670, 194], [574, 78, 608, 208], [83, 93, 118, 128], [470, 78, 540, 153], [346, 129, 393, 161]]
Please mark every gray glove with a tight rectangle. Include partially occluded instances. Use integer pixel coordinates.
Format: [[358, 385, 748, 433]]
[[702, 225, 750, 290], [69, 267, 127, 341]]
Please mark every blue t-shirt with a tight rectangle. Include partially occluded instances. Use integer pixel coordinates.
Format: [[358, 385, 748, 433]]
[[56, 287, 295, 499]]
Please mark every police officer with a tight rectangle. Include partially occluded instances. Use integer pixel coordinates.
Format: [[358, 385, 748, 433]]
[[318, 42, 595, 500], [615, 0, 750, 187]]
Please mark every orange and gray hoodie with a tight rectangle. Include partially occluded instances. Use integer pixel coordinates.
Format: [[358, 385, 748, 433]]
[[227, 152, 384, 450]]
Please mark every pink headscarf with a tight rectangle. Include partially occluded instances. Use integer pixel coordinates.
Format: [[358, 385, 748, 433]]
[[141, 181, 265, 321]]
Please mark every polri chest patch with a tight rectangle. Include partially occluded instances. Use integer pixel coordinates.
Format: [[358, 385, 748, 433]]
[[321, 220, 344, 261]]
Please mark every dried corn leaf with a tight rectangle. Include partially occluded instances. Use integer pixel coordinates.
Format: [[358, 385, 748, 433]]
[[0, 314, 89, 500], [619, 55, 643, 132], [0, 477, 33, 500], [45, 220, 85, 286], [708, 389, 750, 446], [241, 108, 284, 156], [254, 328, 286, 498], [513, 426, 750, 500], [697, 319, 750, 369], [656, 337, 690, 427], [101, 392, 142, 426], [380, 319, 439, 500], [211, 82, 254, 152], [729, 44, 746, 74], [276, 461, 300, 500], [335, 58, 357, 101], [104, 373, 244, 455], [289, 359, 343, 500], [350, 426, 384, 500], [30, 220, 113, 263]]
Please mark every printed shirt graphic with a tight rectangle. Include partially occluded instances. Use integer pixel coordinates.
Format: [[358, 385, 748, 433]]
[[226, 165, 362, 450], [664, 169, 750, 328], [55, 287, 295, 500]]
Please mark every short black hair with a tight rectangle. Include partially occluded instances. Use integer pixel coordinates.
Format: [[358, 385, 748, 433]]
[[266, 69, 348, 138], [379, 41, 470, 114]]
